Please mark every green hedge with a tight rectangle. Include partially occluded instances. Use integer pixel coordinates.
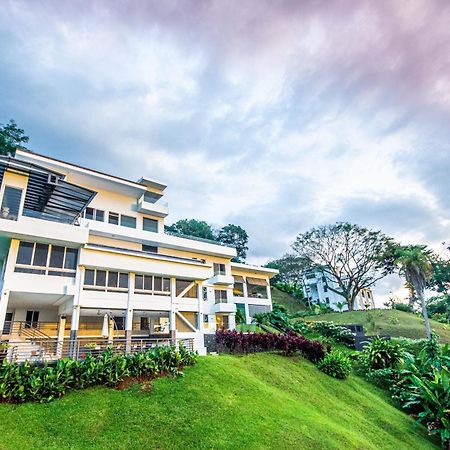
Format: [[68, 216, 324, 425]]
[[0, 345, 197, 403]]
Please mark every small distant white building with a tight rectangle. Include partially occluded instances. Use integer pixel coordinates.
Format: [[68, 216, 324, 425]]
[[301, 270, 375, 311]]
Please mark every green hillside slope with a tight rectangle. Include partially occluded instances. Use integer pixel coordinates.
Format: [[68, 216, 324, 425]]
[[0, 354, 437, 449], [271, 286, 307, 313], [305, 309, 450, 343]]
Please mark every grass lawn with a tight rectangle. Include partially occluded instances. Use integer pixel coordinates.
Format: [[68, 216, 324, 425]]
[[0, 353, 437, 449], [271, 286, 306, 313], [304, 309, 450, 343]]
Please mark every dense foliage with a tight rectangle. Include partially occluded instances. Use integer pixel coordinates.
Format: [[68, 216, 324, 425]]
[[265, 253, 309, 285], [216, 224, 249, 262], [358, 337, 404, 371], [318, 351, 352, 379], [216, 330, 325, 362], [309, 321, 355, 348], [0, 119, 29, 156], [0, 345, 197, 403]]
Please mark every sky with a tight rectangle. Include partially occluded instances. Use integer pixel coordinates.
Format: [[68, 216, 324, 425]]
[[1, 0, 449, 302]]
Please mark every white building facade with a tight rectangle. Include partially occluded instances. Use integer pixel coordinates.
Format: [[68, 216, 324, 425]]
[[0, 150, 277, 359], [302, 270, 375, 311]]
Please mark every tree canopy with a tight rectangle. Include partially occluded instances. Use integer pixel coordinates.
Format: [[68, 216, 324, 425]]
[[292, 222, 392, 310], [216, 224, 248, 262], [0, 119, 29, 156], [265, 253, 309, 285], [165, 219, 215, 241]]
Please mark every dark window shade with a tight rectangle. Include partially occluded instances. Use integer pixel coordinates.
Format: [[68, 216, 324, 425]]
[[64, 248, 78, 270], [17, 242, 33, 265], [49, 246, 64, 268], [142, 244, 158, 253], [85, 207, 94, 220], [135, 275, 143, 290], [119, 273, 128, 288], [108, 271, 118, 287], [144, 275, 152, 291], [121, 215, 136, 228], [154, 276, 162, 291], [33, 244, 49, 266], [143, 218, 158, 232], [96, 270, 106, 286], [95, 210, 104, 222], [162, 278, 170, 292], [84, 269, 95, 285]]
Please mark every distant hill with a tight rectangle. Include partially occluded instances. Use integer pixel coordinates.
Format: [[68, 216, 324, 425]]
[[271, 286, 308, 314], [305, 309, 450, 343]]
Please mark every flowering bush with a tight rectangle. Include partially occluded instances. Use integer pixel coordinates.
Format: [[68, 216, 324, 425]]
[[309, 321, 355, 348], [216, 330, 325, 363]]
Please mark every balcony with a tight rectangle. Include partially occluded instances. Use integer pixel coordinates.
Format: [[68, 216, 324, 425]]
[[208, 273, 234, 286], [137, 195, 169, 218], [213, 301, 236, 313]]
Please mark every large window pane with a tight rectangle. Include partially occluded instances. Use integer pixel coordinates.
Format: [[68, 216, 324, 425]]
[[120, 215, 136, 228], [143, 218, 158, 232], [108, 271, 118, 287], [84, 269, 95, 285], [64, 248, 78, 270], [16, 241, 33, 265], [109, 212, 119, 225], [144, 275, 152, 291], [95, 210, 104, 222], [95, 270, 106, 286], [1, 186, 22, 220], [135, 275, 143, 290], [33, 243, 49, 267], [162, 278, 171, 293], [49, 245, 64, 268], [154, 276, 162, 291], [85, 207, 94, 220], [119, 273, 128, 288]]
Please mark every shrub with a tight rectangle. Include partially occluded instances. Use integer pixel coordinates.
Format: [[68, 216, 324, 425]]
[[359, 337, 404, 371], [215, 330, 325, 362], [391, 337, 429, 357], [393, 303, 414, 313], [309, 321, 355, 348], [317, 351, 352, 379], [0, 345, 197, 403]]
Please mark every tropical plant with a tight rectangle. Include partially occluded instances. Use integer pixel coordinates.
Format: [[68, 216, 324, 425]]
[[310, 321, 355, 348], [359, 337, 404, 371], [293, 223, 392, 311], [386, 244, 436, 339], [335, 301, 346, 313], [318, 351, 352, 379]]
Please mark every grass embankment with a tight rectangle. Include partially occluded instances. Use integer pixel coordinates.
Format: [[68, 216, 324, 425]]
[[0, 353, 437, 449], [271, 286, 306, 313], [305, 309, 450, 343]]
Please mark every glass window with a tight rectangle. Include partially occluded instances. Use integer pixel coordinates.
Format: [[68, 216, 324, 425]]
[[49, 245, 65, 268], [64, 248, 78, 270], [1, 186, 22, 220], [144, 275, 152, 291], [95, 270, 106, 286], [120, 215, 136, 228], [119, 273, 128, 288], [143, 217, 158, 232], [33, 243, 49, 267], [214, 263, 226, 275], [162, 278, 170, 293], [142, 244, 158, 253], [144, 191, 161, 203], [215, 290, 227, 302], [154, 276, 162, 291], [95, 210, 104, 222], [84, 269, 95, 285], [16, 241, 33, 265], [108, 212, 119, 225], [108, 271, 118, 287], [135, 275, 143, 290], [85, 207, 94, 220]]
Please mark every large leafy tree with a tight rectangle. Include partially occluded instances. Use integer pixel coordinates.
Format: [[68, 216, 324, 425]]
[[386, 244, 435, 339], [265, 253, 309, 285], [165, 219, 215, 240], [0, 120, 29, 156], [292, 222, 392, 310], [216, 224, 248, 262]]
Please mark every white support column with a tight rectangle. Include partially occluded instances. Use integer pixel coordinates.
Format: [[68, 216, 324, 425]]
[[197, 283, 203, 332], [229, 313, 236, 331], [243, 276, 251, 325], [70, 265, 84, 341], [266, 279, 273, 311], [169, 277, 176, 341], [56, 315, 66, 357], [0, 289, 10, 340], [0, 239, 19, 339], [125, 273, 134, 353]]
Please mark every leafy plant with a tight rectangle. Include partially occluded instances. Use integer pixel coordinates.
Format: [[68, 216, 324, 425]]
[[359, 337, 404, 371], [393, 303, 414, 313], [318, 351, 352, 379], [309, 321, 355, 348]]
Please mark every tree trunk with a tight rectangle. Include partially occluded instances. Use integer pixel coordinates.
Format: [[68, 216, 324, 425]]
[[346, 294, 354, 311], [417, 287, 432, 339]]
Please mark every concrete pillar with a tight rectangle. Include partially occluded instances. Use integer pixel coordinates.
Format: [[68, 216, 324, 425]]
[[108, 317, 114, 344], [0, 289, 10, 340], [242, 276, 251, 324], [170, 277, 176, 341], [266, 279, 272, 311], [56, 315, 66, 357], [125, 273, 135, 353], [229, 313, 236, 330], [70, 265, 84, 354], [197, 283, 203, 332]]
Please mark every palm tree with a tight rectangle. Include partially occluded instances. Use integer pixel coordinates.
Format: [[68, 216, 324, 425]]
[[336, 301, 346, 313], [391, 245, 434, 339]]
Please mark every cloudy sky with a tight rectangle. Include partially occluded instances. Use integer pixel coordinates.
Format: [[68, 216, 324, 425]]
[[1, 0, 449, 299]]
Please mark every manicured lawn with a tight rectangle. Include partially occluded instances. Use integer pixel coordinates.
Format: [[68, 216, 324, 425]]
[[0, 353, 437, 449], [304, 309, 450, 343]]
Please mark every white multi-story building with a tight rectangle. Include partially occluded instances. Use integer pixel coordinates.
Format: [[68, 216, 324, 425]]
[[0, 150, 277, 358], [302, 270, 375, 311]]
